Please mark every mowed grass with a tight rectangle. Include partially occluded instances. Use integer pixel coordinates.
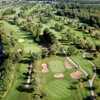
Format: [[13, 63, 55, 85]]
[[37, 56, 84, 100], [48, 59, 65, 73], [44, 80, 71, 100], [1, 21, 37, 100], [71, 53, 93, 76], [0, 20, 41, 54]]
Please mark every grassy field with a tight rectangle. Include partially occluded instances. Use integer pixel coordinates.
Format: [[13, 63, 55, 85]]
[[36, 56, 88, 100], [3, 63, 32, 100], [0, 3, 99, 100], [0, 21, 41, 100], [0, 17, 94, 100], [71, 53, 93, 76]]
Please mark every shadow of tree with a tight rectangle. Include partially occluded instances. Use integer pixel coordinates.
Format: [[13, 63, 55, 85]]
[[19, 59, 31, 64], [83, 96, 93, 100], [16, 85, 34, 93], [85, 86, 96, 91], [96, 68, 100, 76], [68, 85, 77, 90], [97, 92, 100, 96]]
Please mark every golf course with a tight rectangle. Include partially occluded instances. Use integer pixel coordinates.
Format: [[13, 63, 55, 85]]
[[0, 0, 100, 100]]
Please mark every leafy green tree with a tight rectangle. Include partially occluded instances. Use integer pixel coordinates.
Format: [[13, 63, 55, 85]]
[[54, 23, 64, 32], [2, 9, 16, 16], [40, 28, 56, 46]]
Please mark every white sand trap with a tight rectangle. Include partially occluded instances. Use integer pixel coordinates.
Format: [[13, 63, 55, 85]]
[[54, 73, 64, 79], [41, 63, 48, 73], [18, 39, 24, 43]]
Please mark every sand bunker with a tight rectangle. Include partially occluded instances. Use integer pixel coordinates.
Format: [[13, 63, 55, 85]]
[[41, 63, 48, 73], [64, 58, 74, 69], [70, 71, 82, 80], [54, 73, 64, 79]]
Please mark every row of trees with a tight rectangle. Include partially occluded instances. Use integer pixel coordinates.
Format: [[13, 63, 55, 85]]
[[0, 23, 22, 98], [55, 2, 100, 28]]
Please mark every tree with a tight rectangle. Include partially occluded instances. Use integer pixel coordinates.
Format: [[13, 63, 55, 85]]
[[2, 8, 16, 16], [53, 23, 64, 32], [40, 28, 56, 46], [50, 41, 60, 55], [41, 48, 48, 58]]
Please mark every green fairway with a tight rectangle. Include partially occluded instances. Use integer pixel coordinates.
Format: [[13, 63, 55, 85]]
[[3, 64, 32, 100], [71, 54, 93, 76], [44, 80, 71, 100], [0, 20, 41, 54], [0, 21, 41, 100]]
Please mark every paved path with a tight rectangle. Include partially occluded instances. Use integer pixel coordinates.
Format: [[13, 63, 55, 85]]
[[67, 57, 97, 100], [67, 57, 88, 77], [88, 61, 97, 100]]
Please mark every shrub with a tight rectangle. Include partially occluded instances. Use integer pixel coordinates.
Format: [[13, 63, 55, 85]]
[[53, 23, 64, 32]]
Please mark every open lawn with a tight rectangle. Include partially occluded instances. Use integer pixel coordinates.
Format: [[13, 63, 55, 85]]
[[36, 56, 88, 100]]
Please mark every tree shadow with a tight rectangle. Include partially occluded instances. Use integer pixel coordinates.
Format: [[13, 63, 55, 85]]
[[96, 68, 100, 76], [18, 29, 34, 41], [23, 72, 30, 76], [83, 96, 96, 100], [85, 86, 96, 91], [68, 85, 77, 90], [97, 92, 100, 96], [19, 59, 31, 64], [23, 35, 34, 41], [16, 85, 34, 93]]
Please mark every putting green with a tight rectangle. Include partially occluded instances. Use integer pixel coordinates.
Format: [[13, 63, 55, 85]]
[[48, 60, 65, 73]]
